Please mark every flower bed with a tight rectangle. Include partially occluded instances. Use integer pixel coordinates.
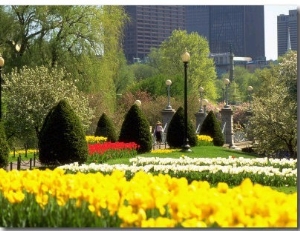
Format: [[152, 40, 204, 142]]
[[59, 156, 297, 187], [87, 141, 139, 164], [0, 168, 296, 227], [86, 135, 107, 144], [197, 135, 213, 146]]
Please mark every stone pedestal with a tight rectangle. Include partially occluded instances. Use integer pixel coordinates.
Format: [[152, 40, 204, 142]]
[[161, 108, 176, 132], [220, 106, 236, 148], [194, 110, 206, 133]]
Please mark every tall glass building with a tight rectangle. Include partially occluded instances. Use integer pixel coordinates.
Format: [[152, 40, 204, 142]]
[[277, 9, 297, 57], [122, 5, 265, 63], [186, 5, 265, 60], [122, 6, 185, 63]]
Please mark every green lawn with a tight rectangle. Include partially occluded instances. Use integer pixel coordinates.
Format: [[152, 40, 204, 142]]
[[8, 152, 37, 163], [105, 145, 259, 165]]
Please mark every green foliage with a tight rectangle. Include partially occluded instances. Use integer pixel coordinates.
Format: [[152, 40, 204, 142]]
[[38, 99, 88, 166], [129, 74, 185, 99], [200, 110, 224, 147], [94, 113, 118, 142], [166, 106, 197, 148], [248, 51, 297, 158], [118, 104, 152, 154], [0, 6, 128, 117], [129, 63, 159, 82], [149, 29, 218, 100], [3, 66, 94, 147], [0, 122, 9, 168]]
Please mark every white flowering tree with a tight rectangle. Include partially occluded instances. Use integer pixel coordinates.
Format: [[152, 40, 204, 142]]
[[249, 51, 297, 159], [2, 66, 94, 147]]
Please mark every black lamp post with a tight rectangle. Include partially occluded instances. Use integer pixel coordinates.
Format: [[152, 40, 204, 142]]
[[0, 56, 4, 121], [181, 49, 192, 152]]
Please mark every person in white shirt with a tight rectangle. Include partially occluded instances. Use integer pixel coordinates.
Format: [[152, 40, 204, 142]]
[[154, 121, 164, 144]]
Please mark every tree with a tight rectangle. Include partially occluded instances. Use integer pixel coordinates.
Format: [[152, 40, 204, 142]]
[[0, 6, 128, 114], [119, 104, 152, 154], [199, 110, 224, 146], [2, 66, 94, 147], [249, 51, 297, 158], [166, 106, 197, 148], [0, 122, 9, 169], [148, 30, 218, 101], [129, 74, 185, 98], [217, 66, 260, 104], [39, 99, 88, 165], [95, 113, 118, 142]]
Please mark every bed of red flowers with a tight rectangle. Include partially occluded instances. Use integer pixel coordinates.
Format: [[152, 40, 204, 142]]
[[87, 141, 140, 164]]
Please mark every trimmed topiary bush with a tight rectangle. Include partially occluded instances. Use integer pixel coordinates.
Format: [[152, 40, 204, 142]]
[[94, 113, 117, 142], [166, 106, 197, 148], [199, 110, 224, 146], [38, 99, 88, 166], [119, 104, 152, 154], [0, 122, 9, 169]]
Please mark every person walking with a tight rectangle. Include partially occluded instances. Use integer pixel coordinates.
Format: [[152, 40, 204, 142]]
[[154, 121, 164, 145]]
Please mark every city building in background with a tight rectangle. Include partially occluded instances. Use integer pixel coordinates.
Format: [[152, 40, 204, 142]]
[[277, 9, 297, 57], [122, 6, 185, 63], [186, 5, 265, 61]]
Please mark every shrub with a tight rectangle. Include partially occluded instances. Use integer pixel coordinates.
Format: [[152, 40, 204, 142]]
[[38, 99, 88, 166], [166, 106, 197, 148], [118, 104, 152, 154], [199, 110, 224, 146], [0, 122, 9, 169], [94, 113, 118, 142]]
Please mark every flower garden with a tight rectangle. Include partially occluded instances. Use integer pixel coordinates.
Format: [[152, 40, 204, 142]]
[[1, 135, 297, 227]]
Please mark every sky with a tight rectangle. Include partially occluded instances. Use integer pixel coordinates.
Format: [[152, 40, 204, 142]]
[[1, 1, 298, 61]]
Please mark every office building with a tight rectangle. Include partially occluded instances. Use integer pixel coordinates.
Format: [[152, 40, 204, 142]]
[[277, 9, 297, 57], [122, 5, 265, 64], [186, 5, 265, 61], [122, 6, 185, 63]]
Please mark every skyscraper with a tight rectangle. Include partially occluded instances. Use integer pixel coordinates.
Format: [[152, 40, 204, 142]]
[[122, 5, 265, 63], [277, 9, 297, 57], [186, 5, 265, 60], [122, 6, 185, 63]]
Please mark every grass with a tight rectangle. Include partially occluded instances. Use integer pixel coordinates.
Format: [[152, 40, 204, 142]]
[[8, 152, 37, 163], [105, 145, 259, 165]]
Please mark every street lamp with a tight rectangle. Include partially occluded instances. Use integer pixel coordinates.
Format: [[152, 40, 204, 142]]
[[165, 79, 172, 110], [134, 100, 141, 107], [0, 56, 4, 121], [247, 86, 253, 110], [202, 99, 209, 114], [224, 78, 230, 108], [181, 48, 192, 152], [199, 86, 204, 112]]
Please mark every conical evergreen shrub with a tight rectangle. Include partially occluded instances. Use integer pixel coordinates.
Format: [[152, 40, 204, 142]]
[[0, 122, 9, 169], [38, 99, 88, 165], [166, 106, 197, 148], [199, 110, 224, 146], [119, 104, 152, 154], [94, 113, 117, 142]]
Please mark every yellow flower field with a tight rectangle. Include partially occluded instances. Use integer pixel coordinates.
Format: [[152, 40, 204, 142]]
[[0, 168, 296, 227]]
